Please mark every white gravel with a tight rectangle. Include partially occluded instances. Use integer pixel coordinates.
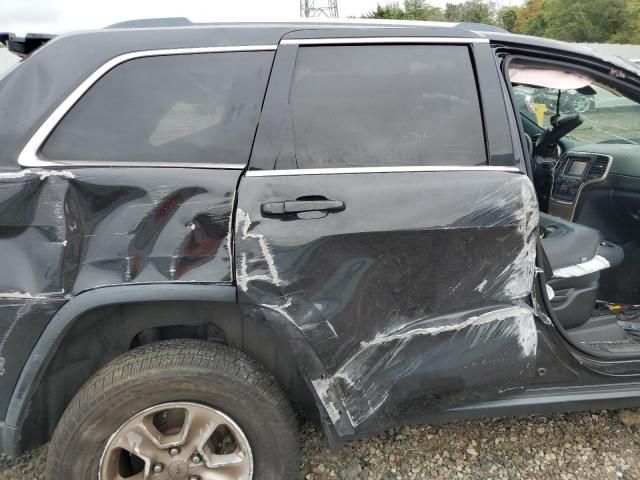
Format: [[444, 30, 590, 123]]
[[2, 409, 640, 479]]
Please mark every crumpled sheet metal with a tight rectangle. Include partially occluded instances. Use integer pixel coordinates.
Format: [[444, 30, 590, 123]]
[[236, 171, 540, 432], [0, 167, 238, 415], [0, 168, 236, 296]]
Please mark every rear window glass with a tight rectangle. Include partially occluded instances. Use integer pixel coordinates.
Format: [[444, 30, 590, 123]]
[[288, 45, 486, 168], [41, 51, 273, 165]]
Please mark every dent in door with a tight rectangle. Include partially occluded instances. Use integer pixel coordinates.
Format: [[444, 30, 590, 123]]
[[236, 172, 539, 432], [0, 167, 237, 415]]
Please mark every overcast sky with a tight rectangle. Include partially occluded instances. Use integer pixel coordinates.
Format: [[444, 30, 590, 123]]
[[1, 0, 523, 35]]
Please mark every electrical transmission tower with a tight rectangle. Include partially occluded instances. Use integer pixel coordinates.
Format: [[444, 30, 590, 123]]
[[300, 0, 339, 18]]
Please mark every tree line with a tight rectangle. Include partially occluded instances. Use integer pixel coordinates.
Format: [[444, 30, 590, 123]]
[[363, 0, 640, 44]]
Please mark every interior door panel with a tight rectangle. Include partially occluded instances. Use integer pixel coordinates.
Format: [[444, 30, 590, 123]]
[[575, 181, 640, 303]]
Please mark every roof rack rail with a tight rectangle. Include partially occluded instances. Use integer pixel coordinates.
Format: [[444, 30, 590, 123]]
[[0, 33, 55, 58], [106, 17, 194, 29]]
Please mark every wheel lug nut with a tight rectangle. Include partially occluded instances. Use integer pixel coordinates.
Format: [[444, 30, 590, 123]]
[[191, 453, 202, 463], [153, 463, 164, 473], [169, 447, 180, 456]]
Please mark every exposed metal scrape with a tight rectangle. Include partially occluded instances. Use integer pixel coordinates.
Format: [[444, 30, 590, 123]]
[[237, 171, 541, 432], [0, 169, 76, 180], [313, 305, 537, 426], [367, 306, 530, 346], [0, 291, 63, 300], [236, 208, 282, 292], [312, 377, 344, 424]]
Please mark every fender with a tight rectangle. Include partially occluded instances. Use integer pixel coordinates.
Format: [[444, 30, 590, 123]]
[[2, 282, 235, 455]]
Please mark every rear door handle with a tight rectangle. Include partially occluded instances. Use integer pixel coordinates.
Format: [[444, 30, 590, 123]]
[[261, 199, 345, 216]]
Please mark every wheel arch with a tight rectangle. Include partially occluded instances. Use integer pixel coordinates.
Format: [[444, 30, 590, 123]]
[[6, 283, 314, 454]]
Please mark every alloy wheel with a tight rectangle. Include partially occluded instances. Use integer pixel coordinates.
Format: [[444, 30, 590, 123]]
[[99, 402, 253, 480]]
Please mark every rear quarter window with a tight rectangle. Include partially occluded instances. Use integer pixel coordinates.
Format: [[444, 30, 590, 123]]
[[288, 45, 486, 169], [41, 51, 273, 165]]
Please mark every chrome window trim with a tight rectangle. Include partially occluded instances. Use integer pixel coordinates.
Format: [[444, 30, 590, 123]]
[[281, 37, 489, 46], [256, 38, 498, 176], [18, 161, 246, 170], [18, 45, 278, 168], [246, 166, 521, 176]]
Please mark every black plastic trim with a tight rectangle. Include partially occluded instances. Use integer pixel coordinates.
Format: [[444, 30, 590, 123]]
[[448, 382, 640, 415], [3, 282, 236, 455], [472, 42, 519, 167], [0, 422, 17, 457]]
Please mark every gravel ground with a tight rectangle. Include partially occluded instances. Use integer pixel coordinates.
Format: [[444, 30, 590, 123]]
[[2, 409, 639, 479]]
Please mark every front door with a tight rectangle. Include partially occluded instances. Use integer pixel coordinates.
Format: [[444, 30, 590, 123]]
[[235, 35, 540, 435]]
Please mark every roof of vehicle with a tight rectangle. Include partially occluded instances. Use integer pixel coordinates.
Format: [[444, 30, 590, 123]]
[[2, 20, 634, 77], [0, 19, 638, 170], [105, 17, 507, 32], [3, 18, 636, 71]]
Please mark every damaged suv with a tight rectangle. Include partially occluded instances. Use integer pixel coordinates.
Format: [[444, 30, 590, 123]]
[[1, 19, 640, 480]]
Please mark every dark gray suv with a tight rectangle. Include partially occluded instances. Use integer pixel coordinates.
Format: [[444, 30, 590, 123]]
[[1, 19, 640, 480]]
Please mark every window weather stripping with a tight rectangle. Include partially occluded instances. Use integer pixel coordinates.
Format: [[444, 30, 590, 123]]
[[246, 166, 521, 176], [281, 37, 489, 46]]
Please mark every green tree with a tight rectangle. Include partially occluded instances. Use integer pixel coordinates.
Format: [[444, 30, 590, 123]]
[[542, 0, 626, 42], [404, 0, 443, 20], [363, 0, 639, 44], [513, 0, 546, 36], [610, 0, 640, 43], [444, 0, 497, 24], [364, 2, 406, 19], [444, 3, 463, 21], [498, 6, 518, 32], [513, 0, 629, 43], [364, 0, 442, 20]]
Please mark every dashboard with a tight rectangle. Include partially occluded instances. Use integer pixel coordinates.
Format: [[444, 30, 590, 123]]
[[544, 142, 640, 305], [551, 152, 611, 200], [548, 143, 640, 221]]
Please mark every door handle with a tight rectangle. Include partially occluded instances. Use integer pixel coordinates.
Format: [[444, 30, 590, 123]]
[[261, 199, 345, 216]]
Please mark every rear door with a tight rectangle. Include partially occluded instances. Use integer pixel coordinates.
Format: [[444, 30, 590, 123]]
[[235, 33, 540, 435]]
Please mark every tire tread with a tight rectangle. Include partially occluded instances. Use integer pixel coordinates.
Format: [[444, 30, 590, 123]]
[[46, 339, 299, 479]]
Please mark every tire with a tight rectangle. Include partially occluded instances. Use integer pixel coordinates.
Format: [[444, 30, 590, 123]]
[[46, 339, 300, 480]]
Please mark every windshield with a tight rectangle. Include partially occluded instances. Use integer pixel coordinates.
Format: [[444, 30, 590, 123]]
[[513, 82, 640, 145]]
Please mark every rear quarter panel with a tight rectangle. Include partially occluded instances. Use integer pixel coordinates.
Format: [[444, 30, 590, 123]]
[[0, 167, 239, 416]]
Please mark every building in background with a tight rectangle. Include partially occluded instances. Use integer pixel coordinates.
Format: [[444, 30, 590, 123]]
[[300, 0, 339, 18]]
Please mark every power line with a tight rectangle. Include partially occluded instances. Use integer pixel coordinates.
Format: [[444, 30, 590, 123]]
[[300, 0, 339, 18]]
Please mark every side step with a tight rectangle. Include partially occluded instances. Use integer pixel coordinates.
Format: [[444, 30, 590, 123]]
[[447, 382, 640, 419]]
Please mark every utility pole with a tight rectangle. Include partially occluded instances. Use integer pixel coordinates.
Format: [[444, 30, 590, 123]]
[[300, 0, 339, 18]]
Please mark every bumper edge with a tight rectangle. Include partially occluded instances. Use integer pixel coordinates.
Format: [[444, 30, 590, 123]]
[[0, 421, 20, 458]]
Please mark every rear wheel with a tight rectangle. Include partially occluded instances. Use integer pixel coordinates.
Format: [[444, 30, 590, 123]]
[[46, 339, 300, 480]]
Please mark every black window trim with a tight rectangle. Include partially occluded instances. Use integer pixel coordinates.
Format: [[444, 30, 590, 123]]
[[18, 44, 278, 169], [250, 37, 495, 172]]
